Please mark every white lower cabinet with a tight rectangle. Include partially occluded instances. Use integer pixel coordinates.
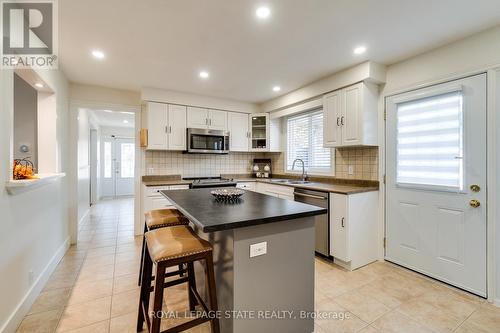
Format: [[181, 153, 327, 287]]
[[254, 182, 294, 200], [236, 182, 256, 191], [142, 184, 189, 216], [330, 191, 378, 270]]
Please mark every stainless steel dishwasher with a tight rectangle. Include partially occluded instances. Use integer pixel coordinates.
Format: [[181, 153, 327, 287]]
[[294, 188, 330, 258]]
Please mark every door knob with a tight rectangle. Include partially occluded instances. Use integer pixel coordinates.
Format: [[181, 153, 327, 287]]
[[469, 199, 481, 208], [470, 185, 480, 192]]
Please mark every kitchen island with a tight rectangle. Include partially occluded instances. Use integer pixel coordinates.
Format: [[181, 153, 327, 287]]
[[160, 188, 326, 333]]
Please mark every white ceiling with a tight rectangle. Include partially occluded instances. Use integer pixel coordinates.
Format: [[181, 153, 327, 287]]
[[60, 0, 500, 103], [89, 110, 135, 128]]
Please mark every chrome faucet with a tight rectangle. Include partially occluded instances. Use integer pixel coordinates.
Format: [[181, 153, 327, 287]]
[[292, 159, 307, 181]]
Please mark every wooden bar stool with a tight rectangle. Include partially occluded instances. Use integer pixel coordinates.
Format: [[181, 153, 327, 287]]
[[137, 225, 220, 333], [138, 209, 190, 286]]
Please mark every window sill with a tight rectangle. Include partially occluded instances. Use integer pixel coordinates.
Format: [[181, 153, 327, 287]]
[[5, 173, 66, 195]]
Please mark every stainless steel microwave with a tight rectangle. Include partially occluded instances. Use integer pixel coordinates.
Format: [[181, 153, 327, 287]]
[[187, 128, 230, 154]]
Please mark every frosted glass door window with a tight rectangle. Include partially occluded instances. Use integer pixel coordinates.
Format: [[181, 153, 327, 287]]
[[120, 143, 135, 178], [104, 142, 112, 178], [396, 91, 464, 190]]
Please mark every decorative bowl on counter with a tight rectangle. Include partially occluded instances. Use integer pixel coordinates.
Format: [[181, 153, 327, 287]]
[[210, 188, 245, 202]]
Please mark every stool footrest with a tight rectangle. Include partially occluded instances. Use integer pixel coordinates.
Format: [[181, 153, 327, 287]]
[[160, 317, 211, 333]]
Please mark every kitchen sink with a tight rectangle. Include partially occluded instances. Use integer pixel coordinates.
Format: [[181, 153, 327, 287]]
[[269, 179, 311, 185]]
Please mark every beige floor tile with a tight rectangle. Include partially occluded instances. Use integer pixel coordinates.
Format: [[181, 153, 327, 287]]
[[334, 290, 391, 323], [82, 254, 116, 268], [67, 279, 114, 305], [61, 320, 110, 333], [358, 325, 381, 333], [57, 297, 112, 332], [315, 311, 368, 333], [110, 312, 143, 333], [111, 289, 140, 318], [43, 273, 78, 292], [114, 260, 140, 277], [16, 309, 62, 333], [86, 246, 116, 258], [28, 288, 72, 315], [115, 250, 141, 263], [113, 273, 140, 294], [457, 306, 500, 333], [76, 264, 114, 283], [371, 310, 435, 333]]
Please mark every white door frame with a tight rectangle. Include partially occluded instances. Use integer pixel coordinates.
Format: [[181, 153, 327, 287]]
[[379, 66, 500, 304], [69, 101, 141, 245]]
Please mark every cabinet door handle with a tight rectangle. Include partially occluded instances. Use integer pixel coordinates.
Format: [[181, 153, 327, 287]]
[[169, 126, 172, 133], [210, 118, 212, 126], [341, 217, 345, 228], [165, 126, 168, 133], [341, 116, 345, 125], [336, 117, 340, 126]]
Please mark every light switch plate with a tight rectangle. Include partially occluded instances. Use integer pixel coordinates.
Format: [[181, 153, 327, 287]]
[[250, 242, 267, 258], [348, 165, 354, 175]]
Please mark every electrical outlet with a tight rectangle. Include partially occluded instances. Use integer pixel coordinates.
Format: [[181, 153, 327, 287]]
[[348, 165, 354, 175], [147, 167, 155, 175], [250, 242, 267, 258]]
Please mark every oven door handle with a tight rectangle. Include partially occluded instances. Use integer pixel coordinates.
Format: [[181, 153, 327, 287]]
[[294, 192, 327, 200]]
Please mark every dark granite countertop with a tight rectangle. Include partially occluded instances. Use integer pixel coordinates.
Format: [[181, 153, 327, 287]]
[[160, 188, 327, 232]]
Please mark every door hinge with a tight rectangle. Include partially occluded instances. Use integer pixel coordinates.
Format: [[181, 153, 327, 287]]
[[383, 174, 386, 184], [383, 237, 387, 249], [383, 109, 387, 121]]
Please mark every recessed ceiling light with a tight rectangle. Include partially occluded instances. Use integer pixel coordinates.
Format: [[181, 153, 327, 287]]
[[256, 6, 271, 19], [120, 111, 134, 115], [91, 49, 105, 59], [272, 86, 281, 92], [103, 110, 113, 113], [353, 46, 367, 55], [199, 71, 209, 79], [123, 120, 129, 124], [34, 83, 44, 88]]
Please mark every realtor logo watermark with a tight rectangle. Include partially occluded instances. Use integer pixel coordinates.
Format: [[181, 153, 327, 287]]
[[1, 0, 58, 69]]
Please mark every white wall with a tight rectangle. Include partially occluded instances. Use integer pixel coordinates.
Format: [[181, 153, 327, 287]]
[[0, 68, 69, 333], [380, 25, 500, 305], [70, 83, 141, 106]]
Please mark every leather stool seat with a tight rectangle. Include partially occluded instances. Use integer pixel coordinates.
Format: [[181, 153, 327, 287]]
[[145, 226, 212, 263], [145, 209, 189, 230]]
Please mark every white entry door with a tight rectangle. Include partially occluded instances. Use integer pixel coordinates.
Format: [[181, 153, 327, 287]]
[[102, 138, 135, 197], [385, 74, 487, 296]]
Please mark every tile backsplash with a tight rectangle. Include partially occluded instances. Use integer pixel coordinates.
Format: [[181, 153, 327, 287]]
[[268, 147, 379, 181], [145, 147, 379, 181], [144, 151, 266, 177]]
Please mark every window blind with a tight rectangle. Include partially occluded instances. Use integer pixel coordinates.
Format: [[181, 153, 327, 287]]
[[287, 110, 331, 173], [396, 91, 464, 189]]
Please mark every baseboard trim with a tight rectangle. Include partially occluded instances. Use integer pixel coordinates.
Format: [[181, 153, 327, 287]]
[[494, 298, 500, 307], [0, 237, 70, 333]]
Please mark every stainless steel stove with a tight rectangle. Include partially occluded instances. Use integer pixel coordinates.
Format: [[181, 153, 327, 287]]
[[184, 177, 237, 189]]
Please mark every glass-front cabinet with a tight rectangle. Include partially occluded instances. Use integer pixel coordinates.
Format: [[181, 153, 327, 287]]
[[250, 113, 269, 151]]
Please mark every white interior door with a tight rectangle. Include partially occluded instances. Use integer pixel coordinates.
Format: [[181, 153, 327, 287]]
[[386, 74, 487, 296], [101, 138, 135, 197]]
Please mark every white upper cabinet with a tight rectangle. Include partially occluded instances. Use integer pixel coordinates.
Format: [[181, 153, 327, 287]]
[[146, 102, 168, 150], [187, 107, 228, 130], [208, 109, 228, 131], [186, 107, 208, 129], [146, 102, 186, 150], [323, 90, 342, 147], [167, 104, 187, 150], [228, 112, 249, 152], [323, 82, 378, 147]]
